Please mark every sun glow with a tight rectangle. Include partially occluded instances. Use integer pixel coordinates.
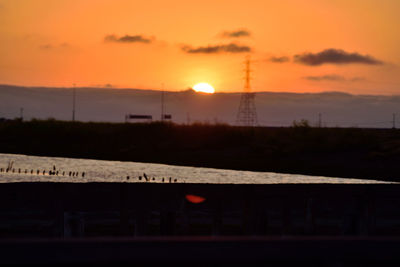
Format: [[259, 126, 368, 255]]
[[193, 83, 215, 94]]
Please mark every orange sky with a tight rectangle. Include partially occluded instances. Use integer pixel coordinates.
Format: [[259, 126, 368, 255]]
[[0, 0, 399, 94]]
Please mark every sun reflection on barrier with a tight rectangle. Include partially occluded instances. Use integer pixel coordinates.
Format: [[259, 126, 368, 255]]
[[185, 194, 206, 204]]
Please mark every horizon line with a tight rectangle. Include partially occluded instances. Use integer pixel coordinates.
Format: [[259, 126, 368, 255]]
[[0, 83, 399, 97]]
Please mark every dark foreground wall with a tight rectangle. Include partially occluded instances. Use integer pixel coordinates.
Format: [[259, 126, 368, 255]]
[[2, 182, 400, 265], [1, 182, 400, 238], [2, 237, 400, 266]]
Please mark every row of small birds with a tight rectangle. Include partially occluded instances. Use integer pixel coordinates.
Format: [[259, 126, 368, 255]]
[[127, 173, 179, 183], [1, 163, 179, 183], [0, 167, 85, 177]]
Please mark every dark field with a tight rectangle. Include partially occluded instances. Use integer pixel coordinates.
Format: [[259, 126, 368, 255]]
[[1, 120, 400, 182]]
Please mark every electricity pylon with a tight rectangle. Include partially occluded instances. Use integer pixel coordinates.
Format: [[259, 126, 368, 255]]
[[236, 56, 258, 126]]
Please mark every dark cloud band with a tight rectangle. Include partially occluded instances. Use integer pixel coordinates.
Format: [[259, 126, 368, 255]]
[[294, 49, 383, 66], [182, 43, 251, 54], [268, 56, 290, 63], [304, 75, 365, 82], [304, 75, 345, 81], [222, 30, 251, 38], [105, 34, 152, 44]]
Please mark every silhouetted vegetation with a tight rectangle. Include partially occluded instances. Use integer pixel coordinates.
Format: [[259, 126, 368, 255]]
[[1, 119, 400, 181], [292, 119, 311, 128]]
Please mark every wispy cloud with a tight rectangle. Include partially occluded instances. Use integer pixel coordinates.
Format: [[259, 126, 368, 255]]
[[294, 49, 383, 66], [39, 42, 70, 51], [268, 56, 290, 63], [304, 75, 365, 82], [221, 29, 251, 38], [104, 34, 153, 44], [39, 44, 53, 50], [182, 43, 251, 54]]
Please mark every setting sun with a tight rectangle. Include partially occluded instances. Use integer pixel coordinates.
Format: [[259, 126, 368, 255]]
[[193, 83, 215, 94]]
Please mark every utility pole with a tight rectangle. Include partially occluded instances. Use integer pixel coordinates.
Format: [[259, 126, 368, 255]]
[[161, 83, 165, 122], [72, 84, 76, 122], [318, 113, 322, 128], [20, 108, 24, 121], [393, 113, 396, 129]]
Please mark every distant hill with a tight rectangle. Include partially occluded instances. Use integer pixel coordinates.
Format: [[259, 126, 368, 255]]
[[1, 84, 400, 128]]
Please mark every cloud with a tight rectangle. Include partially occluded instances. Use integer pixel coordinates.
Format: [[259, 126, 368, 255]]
[[294, 49, 383, 66], [39, 42, 70, 50], [222, 29, 251, 38], [268, 56, 290, 63], [304, 75, 366, 82], [304, 75, 345, 81], [349, 77, 366, 82], [39, 44, 53, 50], [104, 34, 152, 44], [182, 43, 251, 54]]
